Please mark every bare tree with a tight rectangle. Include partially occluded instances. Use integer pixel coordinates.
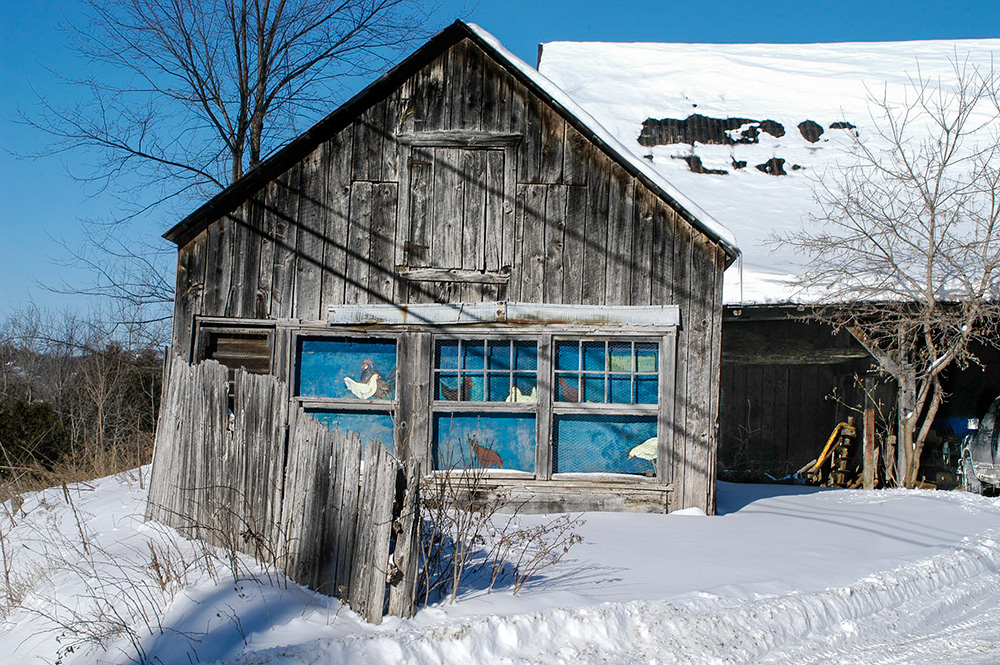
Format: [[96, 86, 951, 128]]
[[25, 0, 433, 318], [780, 60, 1000, 488]]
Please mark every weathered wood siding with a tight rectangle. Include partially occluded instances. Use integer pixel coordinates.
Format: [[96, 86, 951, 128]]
[[170, 37, 727, 512]]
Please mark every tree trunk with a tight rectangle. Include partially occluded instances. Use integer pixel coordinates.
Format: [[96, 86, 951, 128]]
[[896, 370, 917, 487]]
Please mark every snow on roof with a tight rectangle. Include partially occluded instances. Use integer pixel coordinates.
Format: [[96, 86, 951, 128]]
[[468, 24, 740, 260], [537, 38, 1000, 304]]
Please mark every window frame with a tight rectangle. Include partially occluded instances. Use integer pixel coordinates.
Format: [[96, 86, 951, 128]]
[[430, 332, 541, 478], [194, 319, 275, 377], [290, 330, 401, 453]]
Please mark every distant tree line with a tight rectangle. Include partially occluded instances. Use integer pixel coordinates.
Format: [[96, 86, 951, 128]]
[[0, 306, 163, 491]]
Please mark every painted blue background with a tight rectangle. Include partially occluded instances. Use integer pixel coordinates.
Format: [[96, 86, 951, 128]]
[[297, 337, 396, 400], [554, 414, 657, 475], [433, 412, 536, 472], [307, 409, 395, 455]]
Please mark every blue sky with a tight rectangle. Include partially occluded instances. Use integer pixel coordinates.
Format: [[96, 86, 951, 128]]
[[3, 0, 1000, 317]]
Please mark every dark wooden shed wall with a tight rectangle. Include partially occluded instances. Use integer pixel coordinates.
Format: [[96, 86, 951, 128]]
[[170, 37, 727, 512]]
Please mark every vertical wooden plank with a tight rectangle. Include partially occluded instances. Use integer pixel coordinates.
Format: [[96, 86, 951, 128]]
[[581, 162, 610, 305], [480, 47, 504, 132], [294, 143, 329, 320], [344, 181, 373, 304], [651, 204, 677, 304], [562, 126, 590, 187], [409, 332, 433, 465], [658, 331, 677, 486], [387, 460, 421, 618], [230, 202, 262, 318], [420, 50, 449, 131], [257, 189, 276, 318], [518, 184, 546, 302], [352, 100, 385, 182], [335, 431, 363, 599], [436, 147, 464, 269], [671, 221, 693, 505], [462, 149, 486, 271], [560, 186, 587, 304], [520, 98, 543, 183], [202, 212, 235, 317], [539, 111, 565, 183], [171, 232, 208, 360], [543, 184, 566, 303], [535, 335, 553, 479], [320, 130, 354, 313], [368, 182, 399, 302], [272, 165, 302, 319], [483, 149, 505, 272], [631, 189, 656, 306], [382, 89, 401, 181], [605, 174, 634, 306], [500, 145, 518, 293]]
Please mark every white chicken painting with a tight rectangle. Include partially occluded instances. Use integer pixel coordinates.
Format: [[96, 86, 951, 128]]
[[344, 359, 393, 400]]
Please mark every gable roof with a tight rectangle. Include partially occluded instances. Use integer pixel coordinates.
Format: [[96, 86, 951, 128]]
[[537, 38, 1000, 305], [164, 21, 739, 264]]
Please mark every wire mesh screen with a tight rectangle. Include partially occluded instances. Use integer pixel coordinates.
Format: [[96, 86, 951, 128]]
[[554, 340, 658, 404], [434, 339, 538, 402], [553, 413, 658, 476], [306, 409, 395, 456], [432, 412, 536, 472]]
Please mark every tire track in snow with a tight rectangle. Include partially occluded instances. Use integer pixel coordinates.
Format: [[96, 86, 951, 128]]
[[226, 530, 1000, 665]]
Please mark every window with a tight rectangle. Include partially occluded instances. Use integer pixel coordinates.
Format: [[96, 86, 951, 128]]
[[198, 326, 273, 378], [295, 336, 397, 453], [554, 340, 658, 404], [431, 338, 537, 473], [551, 338, 661, 477]]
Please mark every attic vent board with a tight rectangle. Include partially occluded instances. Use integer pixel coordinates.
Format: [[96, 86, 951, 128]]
[[396, 130, 523, 147]]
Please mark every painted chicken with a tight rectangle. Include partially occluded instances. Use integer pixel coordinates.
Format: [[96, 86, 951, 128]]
[[557, 375, 580, 402], [440, 376, 473, 401], [344, 359, 392, 400]]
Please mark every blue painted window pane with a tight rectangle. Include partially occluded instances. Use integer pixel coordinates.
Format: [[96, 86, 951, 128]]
[[513, 341, 538, 370], [555, 341, 579, 371], [609, 375, 632, 403], [297, 338, 396, 400], [553, 414, 657, 475], [636, 376, 659, 404], [488, 374, 511, 401], [433, 413, 536, 472], [436, 340, 459, 369], [636, 343, 659, 373], [513, 373, 537, 399], [582, 342, 605, 371], [583, 375, 605, 403], [306, 409, 395, 455], [462, 341, 486, 370], [487, 341, 511, 371], [465, 373, 486, 401]]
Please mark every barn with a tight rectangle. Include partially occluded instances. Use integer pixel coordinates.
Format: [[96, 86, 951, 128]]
[[160, 21, 739, 515], [537, 37, 1000, 482]]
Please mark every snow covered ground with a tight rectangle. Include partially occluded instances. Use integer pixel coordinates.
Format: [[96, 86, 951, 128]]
[[2, 470, 1000, 664]]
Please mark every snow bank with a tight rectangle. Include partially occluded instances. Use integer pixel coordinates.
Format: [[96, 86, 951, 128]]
[[3, 474, 1000, 664]]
